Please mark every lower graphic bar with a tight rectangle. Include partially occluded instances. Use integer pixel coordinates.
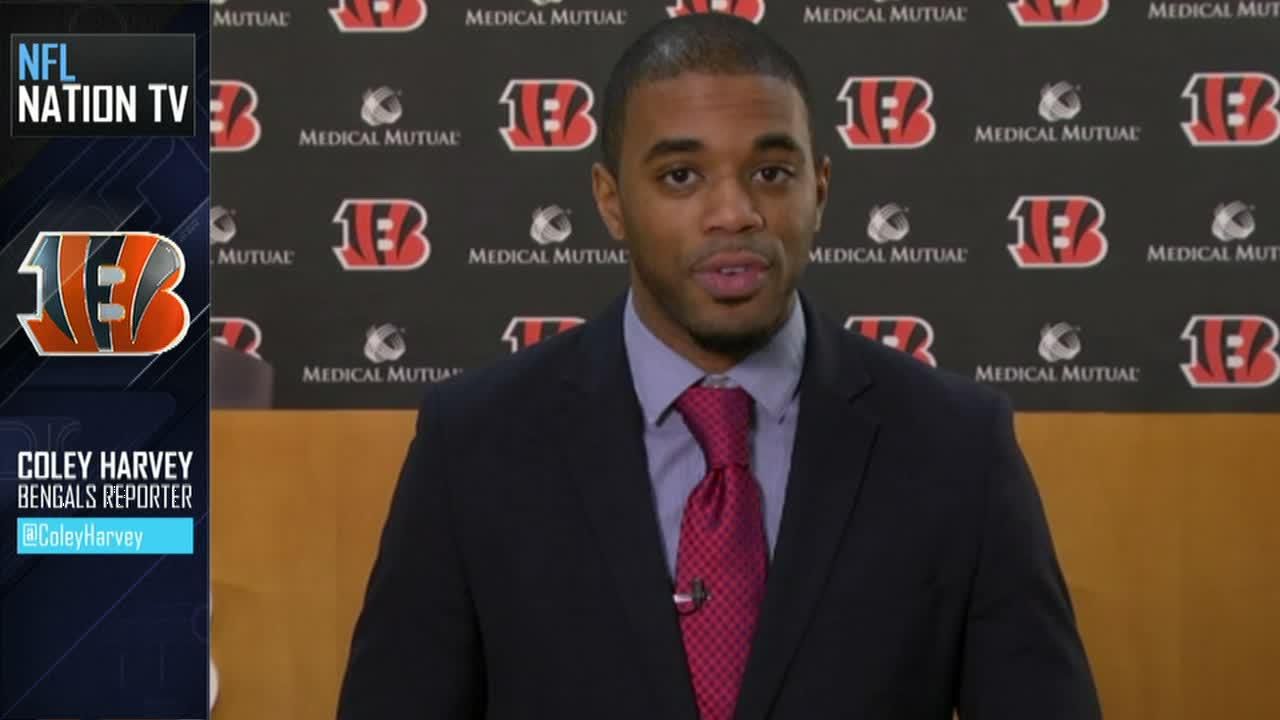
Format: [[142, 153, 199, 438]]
[[16, 517, 194, 555]]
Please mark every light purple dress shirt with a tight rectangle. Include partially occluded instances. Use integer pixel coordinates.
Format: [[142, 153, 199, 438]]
[[622, 289, 806, 579]]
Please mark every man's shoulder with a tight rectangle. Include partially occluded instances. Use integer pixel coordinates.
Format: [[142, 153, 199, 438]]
[[835, 321, 1009, 426], [831, 325, 1017, 484], [412, 318, 588, 429]]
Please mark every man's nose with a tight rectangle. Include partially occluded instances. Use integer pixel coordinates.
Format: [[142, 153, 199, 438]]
[[702, 176, 764, 235]]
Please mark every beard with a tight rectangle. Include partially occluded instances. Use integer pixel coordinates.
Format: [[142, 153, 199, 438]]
[[630, 244, 797, 361], [685, 308, 784, 358]]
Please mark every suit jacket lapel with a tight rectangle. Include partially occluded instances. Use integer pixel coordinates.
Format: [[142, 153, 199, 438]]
[[555, 294, 700, 720], [735, 294, 880, 720]]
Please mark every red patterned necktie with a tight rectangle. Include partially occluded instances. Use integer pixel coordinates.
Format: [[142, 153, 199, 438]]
[[672, 385, 768, 720]]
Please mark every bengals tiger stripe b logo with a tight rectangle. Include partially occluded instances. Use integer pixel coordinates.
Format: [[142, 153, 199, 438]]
[[17, 232, 190, 356], [667, 0, 765, 23], [330, 0, 427, 32], [1182, 72, 1280, 147], [502, 316, 584, 353], [1007, 0, 1108, 26], [837, 76, 936, 150], [210, 80, 261, 153], [212, 317, 264, 359], [844, 315, 938, 367], [1008, 195, 1108, 268], [499, 79, 597, 152], [1181, 315, 1279, 388]]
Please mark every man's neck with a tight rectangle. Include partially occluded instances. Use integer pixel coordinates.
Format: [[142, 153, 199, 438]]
[[629, 283, 789, 376]]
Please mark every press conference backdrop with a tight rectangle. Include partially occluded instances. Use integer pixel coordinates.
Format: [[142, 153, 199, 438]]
[[209, 0, 1279, 412], [208, 4, 1279, 718]]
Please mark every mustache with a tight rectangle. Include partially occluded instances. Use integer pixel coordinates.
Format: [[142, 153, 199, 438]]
[[687, 236, 779, 267]]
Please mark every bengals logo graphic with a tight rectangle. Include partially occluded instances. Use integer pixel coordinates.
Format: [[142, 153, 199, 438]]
[[667, 0, 765, 23], [837, 77, 936, 150], [1008, 195, 1108, 268], [1182, 72, 1280, 147], [17, 232, 189, 356], [332, 199, 430, 270], [844, 316, 937, 367], [499, 80, 597, 152], [212, 316, 264, 359], [330, 0, 427, 32], [502, 316, 584, 353], [1008, 0, 1108, 26], [1181, 315, 1279, 389], [210, 80, 261, 153]]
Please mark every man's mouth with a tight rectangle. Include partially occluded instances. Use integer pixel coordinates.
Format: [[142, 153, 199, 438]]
[[692, 251, 770, 301]]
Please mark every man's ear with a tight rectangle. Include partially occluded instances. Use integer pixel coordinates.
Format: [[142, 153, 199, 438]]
[[813, 154, 831, 232], [591, 162, 625, 242]]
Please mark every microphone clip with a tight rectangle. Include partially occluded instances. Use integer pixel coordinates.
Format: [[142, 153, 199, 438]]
[[673, 578, 709, 616]]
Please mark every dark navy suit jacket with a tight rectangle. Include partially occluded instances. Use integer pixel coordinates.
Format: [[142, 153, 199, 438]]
[[338, 291, 1102, 719]]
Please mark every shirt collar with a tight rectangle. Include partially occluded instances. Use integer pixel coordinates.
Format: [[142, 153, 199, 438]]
[[623, 288, 806, 426]]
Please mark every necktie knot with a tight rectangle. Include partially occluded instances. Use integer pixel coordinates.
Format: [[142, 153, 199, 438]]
[[675, 385, 752, 469]]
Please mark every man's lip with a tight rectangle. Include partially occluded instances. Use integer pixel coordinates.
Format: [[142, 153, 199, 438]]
[[692, 251, 770, 273]]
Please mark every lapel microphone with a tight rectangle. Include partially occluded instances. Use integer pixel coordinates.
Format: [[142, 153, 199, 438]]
[[673, 578, 709, 615]]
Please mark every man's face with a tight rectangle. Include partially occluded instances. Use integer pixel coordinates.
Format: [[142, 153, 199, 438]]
[[593, 71, 830, 362]]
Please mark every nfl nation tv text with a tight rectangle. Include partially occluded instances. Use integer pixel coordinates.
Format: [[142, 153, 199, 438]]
[[11, 34, 195, 136]]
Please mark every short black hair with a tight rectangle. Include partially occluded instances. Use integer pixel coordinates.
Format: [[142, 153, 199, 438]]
[[600, 13, 815, 177]]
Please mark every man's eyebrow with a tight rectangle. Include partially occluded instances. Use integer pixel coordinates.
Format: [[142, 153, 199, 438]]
[[754, 132, 803, 153], [642, 137, 704, 164], [639, 133, 804, 164]]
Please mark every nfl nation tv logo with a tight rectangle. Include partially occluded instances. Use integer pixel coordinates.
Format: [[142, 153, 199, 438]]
[[11, 36, 195, 356], [11, 34, 195, 136]]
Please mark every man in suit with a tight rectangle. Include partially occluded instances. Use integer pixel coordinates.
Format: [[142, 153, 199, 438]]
[[338, 13, 1101, 720]]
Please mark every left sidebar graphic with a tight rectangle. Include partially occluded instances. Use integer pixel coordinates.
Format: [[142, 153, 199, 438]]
[[1, 2, 212, 718]]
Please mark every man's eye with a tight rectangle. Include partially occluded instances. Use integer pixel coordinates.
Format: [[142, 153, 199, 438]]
[[755, 166, 795, 184], [661, 168, 698, 187]]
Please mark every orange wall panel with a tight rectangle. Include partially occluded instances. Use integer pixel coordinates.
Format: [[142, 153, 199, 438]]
[[210, 411, 1280, 719]]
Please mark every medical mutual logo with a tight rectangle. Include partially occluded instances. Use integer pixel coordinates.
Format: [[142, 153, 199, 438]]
[[810, 202, 968, 265], [298, 87, 461, 148], [302, 323, 463, 384], [1149, 1, 1280, 20], [975, 82, 1142, 145], [1147, 201, 1279, 264], [975, 323, 1141, 384], [468, 204, 628, 266], [464, 1, 627, 27], [213, 0, 292, 28], [803, 1, 969, 24]]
